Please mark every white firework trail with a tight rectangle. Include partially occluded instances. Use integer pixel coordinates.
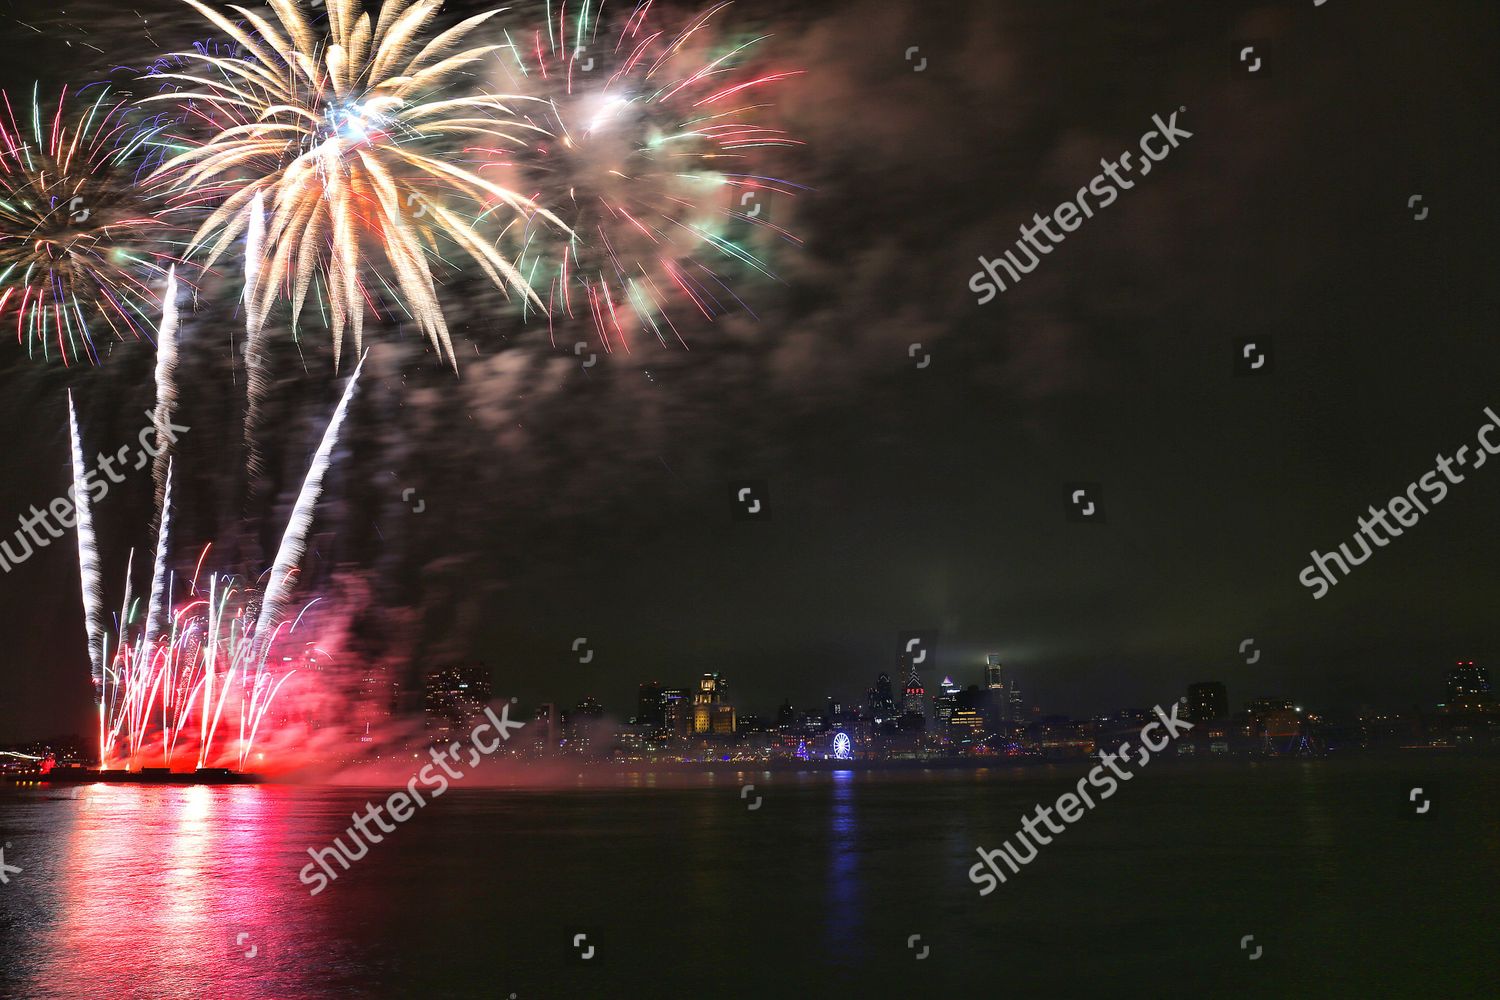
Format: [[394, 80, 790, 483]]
[[144, 461, 174, 647], [68, 391, 107, 762], [151, 266, 181, 515], [252, 350, 367, 659], [243, 192, 271, 479]]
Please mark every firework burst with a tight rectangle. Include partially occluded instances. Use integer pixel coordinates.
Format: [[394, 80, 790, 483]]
[[0, 86, 172, 366], [148, 0, 566, 368], [491, 0, 804, 353], [70, 347, 366, 771]]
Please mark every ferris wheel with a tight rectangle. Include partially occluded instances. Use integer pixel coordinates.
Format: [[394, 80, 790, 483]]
[[832, 731, 853, 760]]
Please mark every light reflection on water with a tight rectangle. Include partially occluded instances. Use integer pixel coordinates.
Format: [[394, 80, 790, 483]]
[[0, 760, 1493, 997]]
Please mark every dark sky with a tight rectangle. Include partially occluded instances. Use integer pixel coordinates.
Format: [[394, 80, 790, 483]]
[[1, 0, 1497, 741]]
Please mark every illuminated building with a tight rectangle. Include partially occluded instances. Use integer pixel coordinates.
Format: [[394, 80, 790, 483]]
[[566, 696, 606, 753], [1186, 682, 1228, 722], [902, 668, 925, 717], [661, 688, 691, 736], [423, 665, 492, 741], [950, 709, 986, 746], [1447, 661, 1491, 703], [693, 672, 736, 735], [985, 654, 1003, 691], [532, 703, 559, 753], [935, 676, 961, 731]]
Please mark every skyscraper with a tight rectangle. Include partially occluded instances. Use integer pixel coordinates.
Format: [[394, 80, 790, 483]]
[[636, 682, 665, 729], [661, 688, 690, 736], [869, 673, 897, 724], [902, 668, 925, 717], [985, 654, 1004, 691], [423, 665, 492, 741], [1186, 682, 1228, 722], [935, 676, 961, 731], [1446, 661, 1491, 703], [693, 672, 736, 734]]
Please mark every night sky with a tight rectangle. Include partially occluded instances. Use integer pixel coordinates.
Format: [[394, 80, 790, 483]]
[[1, 0, 1497, 741]]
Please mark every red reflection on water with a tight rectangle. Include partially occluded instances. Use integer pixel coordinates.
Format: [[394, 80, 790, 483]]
[[24, 785, 335, 999]]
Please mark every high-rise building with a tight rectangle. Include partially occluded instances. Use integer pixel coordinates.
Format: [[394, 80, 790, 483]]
[[1446, 661, 1491, 703], [902, 668, 926, 717], [636, 682, 665, 729], [869, 673, 897, 724], [950, 709, 986, 746], [423, 665, 492, 741], [532, 703, 559, 752], [568, 696, 606, 753], [935, 676, 962, 731], [660, 688, 690, 736], [1186, 682, 1228, 722], [985, 654, 1004, 691], [693, 673, 736, 735], [1007, 678, 1023, 723]]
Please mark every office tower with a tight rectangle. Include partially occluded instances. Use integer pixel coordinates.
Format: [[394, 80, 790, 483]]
[[935, 676, 961, 731], [423, 665, 492, 741], [869, 673, 897, 723], [637, 682, 665, 729], [902, 668, 926, 717], [533, 703, 559, 752], [985, 654, 1004, 691], [569, 696, 606, 753], [1186, 682, 1228, 722], [661, 689, 690, 736], [693, 672, 735, 734], [1446, 661, 1491, 703], [950, 709, 986, 746], [1008, 679, 1023, 723]]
